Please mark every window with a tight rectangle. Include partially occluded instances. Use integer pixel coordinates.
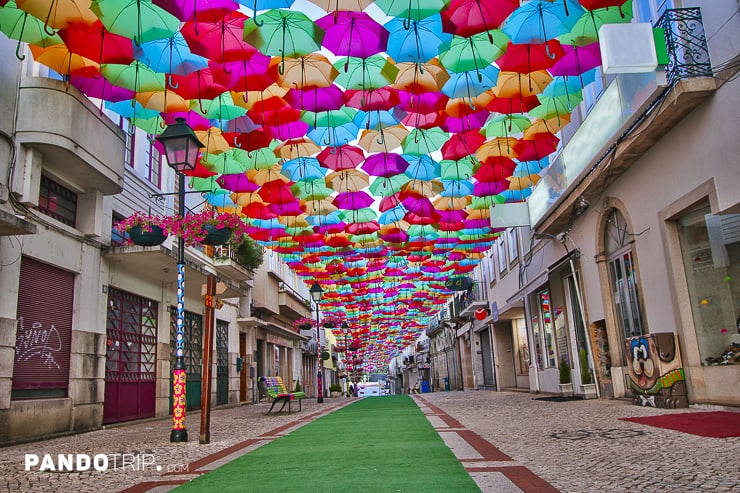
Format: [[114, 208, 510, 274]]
[[634, 0, 674, 24], [507, 228, 519, 264], [145, 137, 162, 187], [123, 119, 135, 169], [37, 175, 77, 227], [497, 235, 507, 274], [677, 206, 740, 365], [111, 212, 127, 246], [489, 251, 496, 283], [605, 209, 645, 339]]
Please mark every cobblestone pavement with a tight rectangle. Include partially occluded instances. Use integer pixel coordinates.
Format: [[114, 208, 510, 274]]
[[0, 392, 738, 493]]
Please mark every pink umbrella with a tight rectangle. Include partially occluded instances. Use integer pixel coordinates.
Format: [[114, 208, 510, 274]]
[[397, 90, 449, 113], [345, 87, 400, 111], [333, 190, 374, 210], [317, 145, 365, 171], [361, 153, 408, 177], [316, 11, 388, 58], [401, 196, 435, 217], [69, 74, 135, 102], [284, 85, 347, 112]]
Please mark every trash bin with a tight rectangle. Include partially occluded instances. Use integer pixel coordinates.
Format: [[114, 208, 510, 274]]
[[420, 381, 430, 393], [443, 377, 449, 391]]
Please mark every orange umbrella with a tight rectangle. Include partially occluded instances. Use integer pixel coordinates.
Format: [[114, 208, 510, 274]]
[[194, 128, 231, 155], [17, 0, 98, 30], [400, 179, 443, 199], [433, 196, 471, 210], [28, 44, 98, 78], [393, 61, 450, 92], [302, 198, 338, 216], [135, 90, 190, 113], [275, 138, 321, 160], [524, 115, 571, 138], [273, 53, 339, 89], [475, 137, 519, 162], [232, 192, 265, 207], [325, 169, 370, 192], [248, 164, 289, 186], [494, 70, 553, 98], [358, 124, 408, 153], [307, 0, 373, 11]]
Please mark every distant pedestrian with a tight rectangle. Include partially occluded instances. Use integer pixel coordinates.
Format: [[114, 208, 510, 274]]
[[348, 383, 354, 397]]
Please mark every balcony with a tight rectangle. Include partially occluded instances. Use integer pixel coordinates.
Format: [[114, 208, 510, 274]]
[[529, 8, 715, 234], [278, 281, 310, 319], [211, 244, 252, 282], [0, 206, 36, 236], [14, 77, 125, 196], [455, 284, 489, 318]]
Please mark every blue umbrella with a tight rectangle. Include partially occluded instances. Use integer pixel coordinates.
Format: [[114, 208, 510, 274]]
[[384, 14, 453, 64], [440, 179, 474, 197], [403, 155, 440, 180], [307, 122, 360, 147], [512, 159, 549, 177], [134, 32, 208, 76], [379, 204, 408, 224], [353, 109, 405, 130], [499, 188, 533, 202], [105, 99, 160, 119], [441, 65, 499, 99], [281, 157, 325, 181], [502, 0, 585, 44], [540, 70, 596, 98]]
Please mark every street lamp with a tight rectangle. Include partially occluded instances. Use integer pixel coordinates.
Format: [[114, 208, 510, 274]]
[[309, 282, 324, 403], [156, 118, 203, 443], [341, 322, 350, 397]]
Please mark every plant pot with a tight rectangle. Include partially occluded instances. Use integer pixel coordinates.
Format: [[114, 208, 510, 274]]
[[129, 225, 167, 246], [559, 383, 574, 397], [580, 383, 598, 399], [202, 225, 232, 245]]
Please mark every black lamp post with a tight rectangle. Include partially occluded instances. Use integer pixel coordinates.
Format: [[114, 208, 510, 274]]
[[156, 118, 203, 443], [341, 322, 349, 397], [309, 282, 324, 403]]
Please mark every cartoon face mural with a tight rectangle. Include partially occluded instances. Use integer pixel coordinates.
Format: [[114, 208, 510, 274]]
[[624, 334, 687, 408]]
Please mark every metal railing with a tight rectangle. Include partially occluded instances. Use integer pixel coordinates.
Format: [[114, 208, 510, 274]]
[[657, 8, 712, 85]]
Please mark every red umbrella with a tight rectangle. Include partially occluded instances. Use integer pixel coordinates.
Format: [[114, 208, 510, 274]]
[[58, 20, 133, 65], [181, 11, 256, 64], [397, 90, 449, 113], [169, 67, 228, 100], [258, 180, 295, 203], [513, 133, 560, 161], [242, 202, 277, 219], [440, 130, 486, 160], [441, 0, 519, 37], [483, 94, 540, 114], [578, 0, 628, 10], [317, 145, 365, 171], [223, 128, 274, 151], [345, 87, 400, 111], [209, 55, 273, 92], [473, 157, 517, 181], [401, 111, 445, 130], [378, 194, 402, 212], [496, 40, 565, 73]]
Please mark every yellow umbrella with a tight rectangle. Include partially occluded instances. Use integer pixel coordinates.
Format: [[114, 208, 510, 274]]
[[325, 169, 370, 192], [274, 53, 339, 89], [508, 175, 540, 190], [135, 90, 190, 113], [278, 214, 310, 228], [393, 61, 450, 92], [17, 0, 98, 30], [466, 208, 491, 220], [401, 179, 443, 198], [248, 164, 289, 186], [358, 124, 408, 153], [28, 44, 98, 77], [306, 0, 373, 11], [475, 138, 518, 162], [302, 198, 338, 215], [433, 196, 471, 210], [524, 115, 571, 138], [494, 70, 553, 98], [195, 128, 231, 155], [232, 192, 266, 207], [275, 138, 321, 160], [231, 86, 288, 110]]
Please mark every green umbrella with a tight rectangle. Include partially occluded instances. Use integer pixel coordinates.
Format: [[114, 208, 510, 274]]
[[333, 55, 399, 90], [243, 9, 324, 72], [300, 107, 357, 127], [129, 114, 165, 134], [375, 0, 448, 22], [189, 176, 224, 193], [201, 150, 247, 175], [193, 93, 247, 121], [291, 179, 334, 200], [101, 61, 165, 92], [439, 30, 509, 73], [341, 207, 377, 223], [439, 159, 474, 180], [402, 127, 448, 155], [559, 0, 634, 46], [369, 174, 409, 197], [530, 93, 583, 121], [469, 195, 504, 209], [482, 114, 532, 139], [91, 0, 180, 46], [234, 147, 280, 170], [0, 1, 63, 59]]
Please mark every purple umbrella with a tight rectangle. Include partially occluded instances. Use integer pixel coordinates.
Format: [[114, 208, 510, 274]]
[[153, 0, 238, 23], [284, 85, 347, 112], [401, 195, 435, 217], [361, 153, 409, 177], [442, 110, 489, 133], [438, 209, 468, 222], [550, 42, 602, 77], [333, 191, 374, 210], [217, 174, 260, 192], [163, 110, 213, 130], [316, 11, 389, 58], [69, 74, 135, 102], [473, 180, 508, 196], [271, 120, 310, 140]]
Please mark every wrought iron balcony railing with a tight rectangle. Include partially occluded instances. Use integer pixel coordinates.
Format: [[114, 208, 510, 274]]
[[657, 8, 712, 85]]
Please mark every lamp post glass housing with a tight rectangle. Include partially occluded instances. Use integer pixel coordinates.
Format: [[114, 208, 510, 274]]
[[309, 282, 324, 403], [156, 118, 203, 443]]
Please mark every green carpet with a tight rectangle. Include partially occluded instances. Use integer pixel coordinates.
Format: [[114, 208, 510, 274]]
[[175, 395, 479, 492]]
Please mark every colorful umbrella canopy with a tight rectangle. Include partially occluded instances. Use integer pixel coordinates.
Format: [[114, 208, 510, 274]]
[[6, 0, 632, 368]]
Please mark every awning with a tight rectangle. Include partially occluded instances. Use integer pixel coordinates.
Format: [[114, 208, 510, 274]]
[[505, 250, 578, 305]]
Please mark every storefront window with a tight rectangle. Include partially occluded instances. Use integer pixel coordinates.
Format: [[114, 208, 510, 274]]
[[678, 207, 740, 365], [538, 289, 557, 368], [513, 319, 530, 375]]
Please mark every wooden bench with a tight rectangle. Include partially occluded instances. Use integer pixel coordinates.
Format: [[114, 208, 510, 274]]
[[258, 376, 305, 415]]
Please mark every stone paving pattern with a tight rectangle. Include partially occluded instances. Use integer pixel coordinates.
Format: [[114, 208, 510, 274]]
[[0, 391, 738, 492]]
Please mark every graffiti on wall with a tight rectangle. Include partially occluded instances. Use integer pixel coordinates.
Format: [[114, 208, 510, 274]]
[[625, 333, 688, 408]]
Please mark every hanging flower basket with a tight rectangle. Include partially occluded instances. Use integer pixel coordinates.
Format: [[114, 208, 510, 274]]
[[129, 225, 167, 246], [202, 224, 232, 245]]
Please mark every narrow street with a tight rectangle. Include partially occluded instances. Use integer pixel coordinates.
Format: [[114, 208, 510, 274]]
[[2, 392, 737, 492]]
